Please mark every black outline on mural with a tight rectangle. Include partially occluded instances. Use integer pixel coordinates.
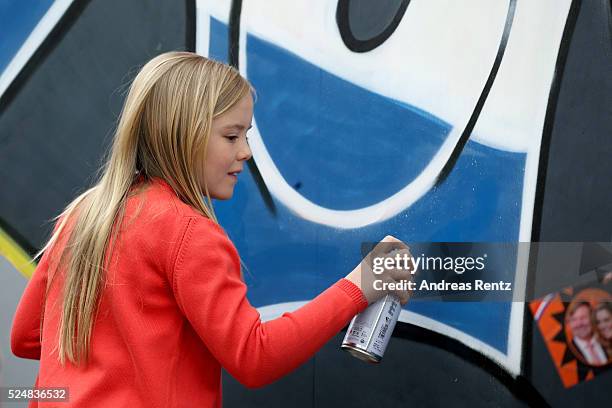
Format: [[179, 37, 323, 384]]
[[524, 0, 583, 387], [391, 322, 552, 407], [336, 0, 411, 53], [435, 0, 517, 186], [185, 0, 196, 52], [228, 0, 241, 67], [229, 0, 277, 216]]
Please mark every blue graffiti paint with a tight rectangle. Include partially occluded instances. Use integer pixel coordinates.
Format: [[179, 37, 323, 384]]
[[248, 33, 450, 210], [209, 17, 228, 63], [210, 19, 525, 353]]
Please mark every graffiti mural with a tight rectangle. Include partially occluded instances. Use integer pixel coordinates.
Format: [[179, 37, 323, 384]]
[[197, 0, 572, 374]]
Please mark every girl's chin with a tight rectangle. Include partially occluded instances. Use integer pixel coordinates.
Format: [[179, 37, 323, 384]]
[[209, 190, 234, 200], [203, 190, 234, 201], [213, 195, 233, 201]]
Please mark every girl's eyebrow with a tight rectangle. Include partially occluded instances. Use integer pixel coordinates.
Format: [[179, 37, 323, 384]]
[[223, 124, 253, 131]]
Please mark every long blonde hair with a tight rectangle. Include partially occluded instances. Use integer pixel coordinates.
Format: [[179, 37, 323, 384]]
[[39, 52, 252, 366]]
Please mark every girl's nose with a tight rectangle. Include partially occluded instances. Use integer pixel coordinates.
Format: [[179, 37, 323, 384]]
[[238, 140, 252, 161]]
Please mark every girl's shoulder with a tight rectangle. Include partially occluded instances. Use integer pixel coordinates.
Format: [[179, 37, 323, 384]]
[[123, 178, 237, 271], [127, 176, 229, 241]]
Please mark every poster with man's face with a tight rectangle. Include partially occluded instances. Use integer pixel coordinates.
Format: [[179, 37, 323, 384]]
[[531, 285, 612, 388]]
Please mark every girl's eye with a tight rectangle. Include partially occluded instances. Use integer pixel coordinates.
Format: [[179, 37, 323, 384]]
[[225, 135, 239, 142]]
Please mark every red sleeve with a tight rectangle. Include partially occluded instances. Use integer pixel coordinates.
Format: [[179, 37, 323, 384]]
[[10, 248, 50, 360], [171, 217, 368, 389]]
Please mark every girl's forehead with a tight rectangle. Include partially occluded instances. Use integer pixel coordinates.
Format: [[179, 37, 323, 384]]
[[213, 96, 253, 128]]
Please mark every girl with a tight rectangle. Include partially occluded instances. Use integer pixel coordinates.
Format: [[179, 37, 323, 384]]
[[593, 303, 612, 361], [11, 52, 411, 407]]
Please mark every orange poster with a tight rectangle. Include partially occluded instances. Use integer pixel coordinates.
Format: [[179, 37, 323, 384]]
[[530, 285, 612, 388]]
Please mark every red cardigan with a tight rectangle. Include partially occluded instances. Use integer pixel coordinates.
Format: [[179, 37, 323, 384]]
[[10, 178, 368, 407]]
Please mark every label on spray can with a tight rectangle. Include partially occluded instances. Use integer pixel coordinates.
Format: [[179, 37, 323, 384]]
[[341, 294, 401, 363]]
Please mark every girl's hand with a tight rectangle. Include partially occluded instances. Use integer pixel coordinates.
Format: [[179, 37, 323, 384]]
[[345, 236, 415, 305]]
